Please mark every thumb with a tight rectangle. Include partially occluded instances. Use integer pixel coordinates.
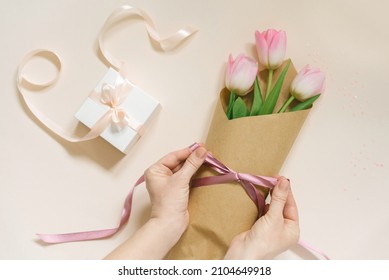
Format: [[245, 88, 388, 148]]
[[178, 147, 207, 181], [268, 177, 290, 217]]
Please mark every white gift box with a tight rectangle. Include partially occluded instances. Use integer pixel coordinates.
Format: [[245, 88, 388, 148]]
[[75, 68, 160, 154]]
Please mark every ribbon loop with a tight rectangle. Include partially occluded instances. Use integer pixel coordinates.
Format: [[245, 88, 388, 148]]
[[111, 108, 127, 128], [17, 49, 62, 89], [100, 84, 118, 106], [98, 82, 130, 128], [189, 143, 277, 211], [98, 5, 198, 70]]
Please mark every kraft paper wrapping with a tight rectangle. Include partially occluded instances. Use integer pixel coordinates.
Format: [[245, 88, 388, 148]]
[[166, 61, 310, 259]]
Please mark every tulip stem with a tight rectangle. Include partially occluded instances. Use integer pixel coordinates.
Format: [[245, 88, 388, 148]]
[[265, 69, 273, 100], [278, 95, 295, 113]]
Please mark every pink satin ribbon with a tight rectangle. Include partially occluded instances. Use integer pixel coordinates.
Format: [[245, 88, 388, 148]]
[[37, 143, 275, 243], [189, 143, 277, 216], [298, 239, 330, 260], [16, 5, 197, 143], [37, 175, 145, 243], [37, 143, 329, 260]]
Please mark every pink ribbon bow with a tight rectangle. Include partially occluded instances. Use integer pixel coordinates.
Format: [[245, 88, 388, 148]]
[[189, 143, 277, 215]]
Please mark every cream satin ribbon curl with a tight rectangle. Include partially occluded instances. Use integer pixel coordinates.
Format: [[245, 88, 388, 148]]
[[16, 5, 197, 142]]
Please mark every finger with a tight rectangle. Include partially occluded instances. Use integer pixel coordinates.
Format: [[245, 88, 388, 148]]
[[267, 177, 290, 217], [156, 147, 192, 171], [178, 147, 207, 181], [171, 143, 206, 173], [283, 185, 299, 223], [172, 162, 184, 173]]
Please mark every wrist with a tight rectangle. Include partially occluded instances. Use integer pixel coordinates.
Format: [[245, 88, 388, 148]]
[[148, 214, 188, 244], [150, 207, 189, 232]]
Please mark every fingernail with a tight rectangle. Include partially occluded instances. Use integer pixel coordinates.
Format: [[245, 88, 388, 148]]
[[195, 147, 207, 159], [188, 143, 197, 151], [277, 176, 289, 182]]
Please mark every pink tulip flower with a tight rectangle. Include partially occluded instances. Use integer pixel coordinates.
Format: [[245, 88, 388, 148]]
[[255, 29, 287, 70], [290, 65, 326, 101], [225, 54, 258, 96]]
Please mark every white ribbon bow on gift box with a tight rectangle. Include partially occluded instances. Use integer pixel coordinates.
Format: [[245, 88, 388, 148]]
[[100, 83, 132, 129], [91, 80, 144, 135]]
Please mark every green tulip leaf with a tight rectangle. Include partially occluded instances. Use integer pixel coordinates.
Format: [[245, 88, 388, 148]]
[[226, 91, 236, 120], [290, 94, 321, 112], [232, 97, 249, 119], [259, 60, 291, 115], [250, 76, 262, 116]]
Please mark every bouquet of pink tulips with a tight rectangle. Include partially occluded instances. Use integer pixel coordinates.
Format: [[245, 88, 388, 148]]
[[226, 30, 325, 119], [167, 29, 325, 260]]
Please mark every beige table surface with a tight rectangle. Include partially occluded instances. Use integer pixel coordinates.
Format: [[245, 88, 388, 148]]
[[1, 0, 388, 259]]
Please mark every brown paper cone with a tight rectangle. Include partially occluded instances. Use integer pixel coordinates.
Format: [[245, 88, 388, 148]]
[[166, 61, 310, 259]]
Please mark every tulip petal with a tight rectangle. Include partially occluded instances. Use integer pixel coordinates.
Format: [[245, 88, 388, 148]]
[[264, 29, 276, 42], [291, 65, 326, 101], [268, 30, 286, 69], [255, 31, 269, 67], [293, 74, 325, 100], [228, 55, 258, 95], [225, 54, 235, 90]]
